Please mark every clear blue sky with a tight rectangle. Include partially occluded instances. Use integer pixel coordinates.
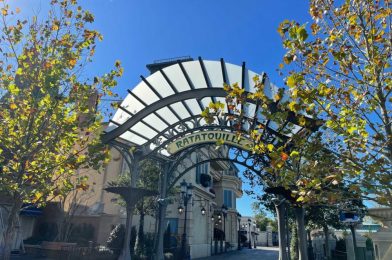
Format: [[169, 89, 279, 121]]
[[12, 0, 312, 217]]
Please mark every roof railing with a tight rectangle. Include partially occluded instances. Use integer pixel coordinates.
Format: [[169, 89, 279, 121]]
[[153, 56, 192, 64]]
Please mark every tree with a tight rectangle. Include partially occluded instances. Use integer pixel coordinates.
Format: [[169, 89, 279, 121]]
[[278, 0, 391, 205], [306, 206, 343, 260], [107, 159, 161, 257], [305, 196, 366, 260], [252, 202, 278, 231], [201, 75, 335, 259], [106, 224, 137, 256], [134, 160, 160, 256], [0, 1, 122, 259], [203, 93, 357, 260], [54, 185, 95, 242]]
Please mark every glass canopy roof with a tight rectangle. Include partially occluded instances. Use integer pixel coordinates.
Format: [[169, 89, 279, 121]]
[[103, 58, 310, 156]]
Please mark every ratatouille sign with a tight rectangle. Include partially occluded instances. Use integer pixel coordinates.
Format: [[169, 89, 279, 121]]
[[167, 130, 252, 154]]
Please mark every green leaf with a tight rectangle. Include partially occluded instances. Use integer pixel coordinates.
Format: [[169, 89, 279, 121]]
[[9, 84, 20, 95], [297, 26, 308, 41]]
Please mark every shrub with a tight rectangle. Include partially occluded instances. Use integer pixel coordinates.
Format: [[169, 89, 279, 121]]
[[130, 225, 137, 254], [164, 224, 171, 250], [335, 238, 346, 252], [106, 224, 137, 256], [107, 224, 125, 255]]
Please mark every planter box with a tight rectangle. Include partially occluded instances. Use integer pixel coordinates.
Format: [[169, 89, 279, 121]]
[[41, 241, 77, 250]]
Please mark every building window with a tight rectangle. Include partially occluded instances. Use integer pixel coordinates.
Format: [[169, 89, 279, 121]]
[[224, 190, 233, 208], [196, 158, 208, 184], [166, 218, 178, 234]]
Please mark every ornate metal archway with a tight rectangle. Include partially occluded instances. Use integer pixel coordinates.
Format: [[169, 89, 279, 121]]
[[102, 57, 322, 260]]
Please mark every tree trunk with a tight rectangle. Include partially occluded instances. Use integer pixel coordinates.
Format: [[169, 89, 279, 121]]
[[294, 207, 308, 260], [307, 230, 314, 260], [135, 201, 145, 256], [349, 225, 357, 260], [286, 208, 291, 259], [323, 225, 330, 260], [275, 197, 289, 260], [2, 197, 23, 260], [290, 224, 299, 260]]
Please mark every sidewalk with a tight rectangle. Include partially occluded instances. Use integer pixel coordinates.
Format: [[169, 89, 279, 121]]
[[197, 247, 279, 260]]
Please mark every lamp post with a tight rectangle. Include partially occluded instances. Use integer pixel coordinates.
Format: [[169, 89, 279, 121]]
[[178, 179, 193, 260], [237, 213, 241, 250], [221, 205, 228, 252], [248, 219, 252, 249], [253, 222, 256, 248], [211, 214, 214, 255], [221, 205, 228, 249]]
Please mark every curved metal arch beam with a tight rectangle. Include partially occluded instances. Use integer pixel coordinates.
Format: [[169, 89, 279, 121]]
[[165, 142, 267, 184], [141, 113, 289, 152], [109, 139, 168, 164], [102, 88, 227, 143], [166, 141, 270, 173], [165, 143, 220, 172], [102, 88, 323, 144], [167, 157, 264, 192]]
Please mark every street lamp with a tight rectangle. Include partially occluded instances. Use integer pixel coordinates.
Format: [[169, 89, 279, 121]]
[[221, 205, 228, 252], [253, 221, 257, 248], [237, 213, 241, 250], [248, 218, 252, 249], [179, 179, 193, 259], [211, 213, 214, 256]]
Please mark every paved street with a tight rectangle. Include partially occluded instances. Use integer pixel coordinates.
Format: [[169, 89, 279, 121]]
[[197, 247, 279, 260]]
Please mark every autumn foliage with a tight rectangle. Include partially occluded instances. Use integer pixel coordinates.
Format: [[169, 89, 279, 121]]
[[0, 1, 122, 258]]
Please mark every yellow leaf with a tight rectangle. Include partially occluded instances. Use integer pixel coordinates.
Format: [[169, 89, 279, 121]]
[[9, 103, 17, 110], [68, 58, 77, 67], [15, 7, 20, 14], [33, 191, 43, 203], [267, 144, 274, 152], [276, 160, 285, 169], [288, 101, 299, 112], [52, 21, 60, 31], [287, 75, 296, 88], [1, 8, 7, 16], [347, 126, 357, 134], [298, 116, 306, 126], [9, 84, 20, 95]]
